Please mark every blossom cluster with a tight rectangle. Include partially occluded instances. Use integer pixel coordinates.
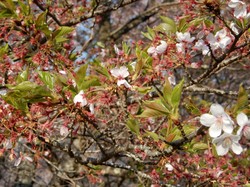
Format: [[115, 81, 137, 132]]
[[200, 104, 250, 156]]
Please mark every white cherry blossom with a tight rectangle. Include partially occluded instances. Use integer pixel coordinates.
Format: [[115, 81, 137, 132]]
[[176, 32, 195, 54], [110, 66, 131, 88], [206, 29, 232, 51], [212, 133, 243, 156], [176, 43, 185, 54], [194, 39, 210, 56], [73, 90, 87, 107], [228, 0, 247, 18], [200, 104, 234, 137], [147, 40, 167, 56], [176, 32, 195, 43], [236, 112, 250, 139], [165, 163, 174, 171]]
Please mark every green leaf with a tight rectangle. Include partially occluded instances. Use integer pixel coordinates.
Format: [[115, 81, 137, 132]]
[[77, 76, 100, 90], [38, 71, 55, 90], [7, 81, 38, 91], [0, 0, 17, 18], [3, 81, 53, 112], [154, 23, 176, 34], [160, 16, 176, 28], [144, 99, 170, 115], [153, 16, 176, 34], [134, 86, 152, 94], [178, 16, 190, 32], [16, 69, 29, 84], [36, 11, 47, 27], [192, 143, 208, 150], [126, 118, 140, 136], [52, 26, 74, 39], [133, 47, 152, 80], [18, 0, 30, 16], [122, 42, 131, 55], [141, 26, 155, 40], [233, 85, 248, 113], [145, 131, 159, 141], [75, 64, 88, 86], [0, 44, 9, 57], [137, 108, 166, 118], [163, 77, 172, 104], [171, 79, 184, 108]]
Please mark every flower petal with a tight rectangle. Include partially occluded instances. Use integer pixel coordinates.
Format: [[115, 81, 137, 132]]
[[200, 114, 216, 127], [210, 104, 225, 117], [119, 66, 129, 78], [117, 79, 131, 88], [156, 40, 167, 54], [236, 112, 248, 127], [231, 142, 243, 155], [209, 123, 222, 137], [147, 47, 156, 55], [216, 143, 229, 156], [222, 122, 233, 134]]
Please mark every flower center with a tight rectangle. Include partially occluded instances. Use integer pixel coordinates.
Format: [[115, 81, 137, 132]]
[[222, 137, 232, 148]]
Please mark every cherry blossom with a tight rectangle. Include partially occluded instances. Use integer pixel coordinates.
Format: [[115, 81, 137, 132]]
[[165, 163, 174, 171], [212, 133, 243, 156], [236, 112, 250, 139], [206, 29, 232, 51], [147, 40, 167, 56], [176, 32, 195, 54], [73, 90, 87, 107], [200, 104, 234, 137], [110, 66, 131, 88], [194, 39, 210, 56], [176, 32, 195, 43], [228, 0, 247, 18]]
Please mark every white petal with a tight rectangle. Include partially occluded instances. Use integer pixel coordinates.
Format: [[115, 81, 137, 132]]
[[210, 104, 225, 117], [215, 29, 227, 38], [200, 114, 216, 127], [89, 103, 95, 114], [237, 126, 244, 135], [119, 66, 129, 78], [209, 124, 222, 137], [73, 90, 87, 107], [228, 0, 238, 8], [216, 143, 229, 156], [237, 112, 248, 127], [222, 123, 233, 134], [111, 66, 129, 78], [156, 41, 167, 54], [117, 79, 131, 88], [176, 32, 184, 42], [176, 43, 184, 53], [219, 37, 231, 49], [110, 67, 121, 78], [206, 33, 216, 44], [231, 142, 243, 155], [147, 47, 156, 54], [123, 80, 132, 89], [165, 163, 174, 171]]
